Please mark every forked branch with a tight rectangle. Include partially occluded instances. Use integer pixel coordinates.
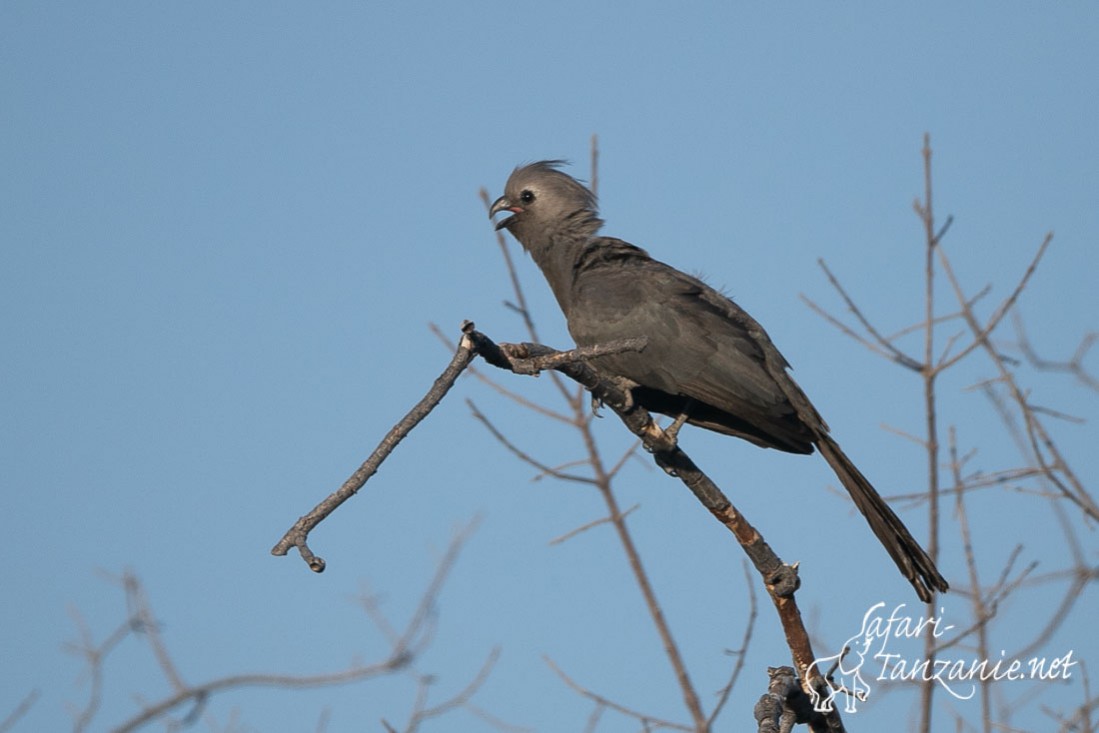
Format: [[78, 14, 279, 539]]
[[272, 321, 844, 731]]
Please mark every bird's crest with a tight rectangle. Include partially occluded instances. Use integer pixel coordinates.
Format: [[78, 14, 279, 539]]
[[506, 160, 599, 215]]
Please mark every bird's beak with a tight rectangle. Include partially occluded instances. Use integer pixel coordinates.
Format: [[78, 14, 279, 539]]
[[489, 195, 523, 231]]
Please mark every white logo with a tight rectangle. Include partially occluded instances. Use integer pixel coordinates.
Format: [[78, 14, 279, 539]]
[[808, 602, 1077, 713]]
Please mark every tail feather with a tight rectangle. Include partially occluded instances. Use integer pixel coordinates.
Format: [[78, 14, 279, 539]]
[[815, 434, 948, 602]]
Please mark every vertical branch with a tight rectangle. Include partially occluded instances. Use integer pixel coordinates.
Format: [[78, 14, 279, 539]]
[[0, 691, 39, 733], [948, 428, 992, 733], [937, 232, 1095, 520], [478, 189, 579, 409], [589, 133, 600, 201], [580, 133, 602, 409], [571, 138, 707, 729], [915, 133, 942, 733], [580, 423, 709, 729], [802, 133, 1089, 729], [478, 138, 711, 729]]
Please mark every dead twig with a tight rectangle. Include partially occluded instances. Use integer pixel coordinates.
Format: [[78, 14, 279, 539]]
[[270, 328, 480, 571], [543, 655, 694, 732], [468, 398, 598, 485], [270, 323, 644, 572], [1012, 313, 1098, 392], [708, 561, 759, 727], [465, 329, 842, 732], [106, 520, 480, 732], [0, 690, 39, 733], [548, 504, 641, 545]]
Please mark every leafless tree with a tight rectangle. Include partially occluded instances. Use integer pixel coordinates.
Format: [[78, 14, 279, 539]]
[[30, 519, 509, 733], [267, 135, 1096, 731], [17, 135, 1088, 733], [803, 135, 1096, 733]]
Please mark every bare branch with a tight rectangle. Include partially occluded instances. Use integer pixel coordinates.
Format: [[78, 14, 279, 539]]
[[123, 572, 186, 692], [605, 439, 647, 480], [65, 603, 134, 732], [429, 322, 576, 425], [915, 132, 943, 733], [803, 260, 922, 372], [935, 232, 1054, 372], [948, 427, 993, 732], [271, 326, 481, 570], [589, 133, 600, 199], [465, 328, 843, 730], [882, 283, 991, 344], [935, 228, 1099, 520], [468, 398, 598, 485], [1012, 313, 1099, 392], [478, 188, 579, 406], [708, 561, 758, 727], [403, 647, 503, 732], [0, 690, 39, 733], [548, 504, 640, 545], [109, 520, 481, 733], [754, 666, 827, 733], [543, 655, 694, 731]]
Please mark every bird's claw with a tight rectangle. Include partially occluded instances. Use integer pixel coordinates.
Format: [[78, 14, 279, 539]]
[[664, 410, 690, 444], [591, 376, 636, 417]]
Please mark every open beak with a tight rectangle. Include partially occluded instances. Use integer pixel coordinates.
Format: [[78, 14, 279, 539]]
[[489, 195, 523, 230]]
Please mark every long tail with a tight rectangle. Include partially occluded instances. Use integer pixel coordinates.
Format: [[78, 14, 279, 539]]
[[815, 433, 948, 602]]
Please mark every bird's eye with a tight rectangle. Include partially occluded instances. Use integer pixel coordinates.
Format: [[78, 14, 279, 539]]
[[519, 190, 535, 204]]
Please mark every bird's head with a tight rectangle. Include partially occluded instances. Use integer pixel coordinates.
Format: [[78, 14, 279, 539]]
[[489, 161, 601, 249]]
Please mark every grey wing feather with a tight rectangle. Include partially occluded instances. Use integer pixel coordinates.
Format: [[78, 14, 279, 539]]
[[568, 239, 815, 451]]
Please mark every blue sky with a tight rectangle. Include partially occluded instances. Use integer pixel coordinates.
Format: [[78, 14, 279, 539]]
[[2, 3, 1096, 731]]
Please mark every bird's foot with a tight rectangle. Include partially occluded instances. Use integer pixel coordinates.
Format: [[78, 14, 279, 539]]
[[591, 376, 637, 417], [646, 402, 693, 450], [663, 408, 691, 445], [642, 419, 680, 454]]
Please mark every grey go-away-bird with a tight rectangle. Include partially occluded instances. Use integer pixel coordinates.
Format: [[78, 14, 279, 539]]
[[489, 161, 948, 602]]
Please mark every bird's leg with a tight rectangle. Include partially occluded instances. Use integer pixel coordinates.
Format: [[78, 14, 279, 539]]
[[663, 400, 694, 444], [641, 400, 694, 455]]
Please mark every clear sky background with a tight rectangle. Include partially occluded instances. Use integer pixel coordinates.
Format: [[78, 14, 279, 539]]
[[2, 3, 1097, 731]]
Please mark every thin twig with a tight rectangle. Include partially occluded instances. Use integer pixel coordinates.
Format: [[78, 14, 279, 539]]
[[543, 656, 694, 732], [548, 505, 640, 545], [66, 605, 133, 732], [468, 399, 598, 485], [1012, 313, 1098, 392], [916, 132, 942, 733], [807, 259, 923, 372], [479, 188, 578, 407], [605, 439, 647, 480], [708, 561, 758, 726], [465, 329, 842, 732], [937, 227, 1097, 520], [430, 322, 576, 425], [403, 647, 503, 732], [113, 520, 480, 733], [949, 427, 993, 733], [271, 325, 481, 570], [0, 690, 39, 733], [800, 292, 918, 370], [935, 232, 1054, 372]]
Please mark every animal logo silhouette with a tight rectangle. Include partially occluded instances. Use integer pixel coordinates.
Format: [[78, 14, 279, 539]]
[[807, 602, 889, 713]]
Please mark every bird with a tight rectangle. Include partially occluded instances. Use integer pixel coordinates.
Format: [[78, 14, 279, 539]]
[[489, 160, 948, 602]]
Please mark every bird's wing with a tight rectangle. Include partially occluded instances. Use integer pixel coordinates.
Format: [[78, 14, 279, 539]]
[[651, 270, 800, 416], [570, 239, 802, 420]]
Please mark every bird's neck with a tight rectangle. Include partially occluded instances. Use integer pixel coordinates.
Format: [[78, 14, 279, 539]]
[[519, 211, 602, 317], [526, 236, 586, 316]]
